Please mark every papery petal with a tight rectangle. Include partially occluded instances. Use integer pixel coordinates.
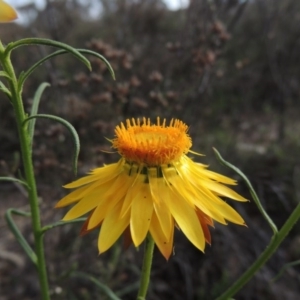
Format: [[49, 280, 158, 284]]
[[98, 202, 130, 253], [164, 168, 227, 224], [80, 210, 101, 236], [182, 156, 237, 185], [87, 173, 134, 229], [210, 202, 245, 225], [199, 180, 248, 202], [164, 189, 205, 252], [153, 200, 173, 241], [0, 0, 17, 22], [63, 161, 123, 189], [55, 180, 111, 208], [130, 183, 153, 246], [196, 209, 213, 244], [62, 191, 103, 220], [119, 168, 145, 218], [150, 212, 174, 260]]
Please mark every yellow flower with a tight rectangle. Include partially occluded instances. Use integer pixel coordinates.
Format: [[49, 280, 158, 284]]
[[0, 0, 18, 23], [56, 118, 246, 259]]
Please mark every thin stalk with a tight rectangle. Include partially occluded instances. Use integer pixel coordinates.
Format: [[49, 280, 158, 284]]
[[217, 202, 300, 300], [137, 235, 155, 300], [0, 43, 50, 300]]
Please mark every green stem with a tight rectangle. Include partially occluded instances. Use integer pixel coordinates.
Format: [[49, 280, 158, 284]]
[[137, 235, 155, 300], [217, 202, 300, 300], [0, 42, 50, 299]]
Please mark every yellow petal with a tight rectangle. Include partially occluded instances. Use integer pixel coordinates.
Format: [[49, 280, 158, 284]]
[[191, 190, 229, 224], [179, 170, 247, 209], [56, 180, 112, 208], [119, 171, 146, 218], [62, 191, 102, 221], [200, 169, 237, 185], [130, 183, 153, 246], [148, 167, 161, 204], [162, 165, 195, 206], [175, 166, 229, 205], [87, 174, 130, 229], [119, 187, 134, 218], [181, 156, 237, 185], [153, 198, 173, 240], [164, 189, 205, 252], [149, 212, 174, 260], [63, 161, 122, 189], [98, 202, 130, 253], [168, 164, 245, 225], [199, 180, 248, 202], [0, 0, 17, 23], [150, 171, 173, 239], [211, 202, 245, 225], [164, 168, 227, 224]]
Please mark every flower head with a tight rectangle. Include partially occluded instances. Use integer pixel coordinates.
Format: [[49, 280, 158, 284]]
[[0, 0, 18, 23], [56, 117, 247, 259]]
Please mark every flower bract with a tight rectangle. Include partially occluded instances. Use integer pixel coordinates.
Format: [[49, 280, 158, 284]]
[[56, 117, 247, 259], [0, 0, 18, 23]]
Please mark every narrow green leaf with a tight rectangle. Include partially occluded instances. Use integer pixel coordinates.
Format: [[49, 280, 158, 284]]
[[0, 176, 28, 186], [272, 259, 300, 282], [28, 82, 50, 147], [5, 38, 91, 70], [18, 55, 55, 89], [0, 71, 10, 79], [115, 281, 140, 297], [0, 80, 11, 97], [5, 208, 37, 265], [76, 49, 115, 80], [212, 147, 278, 234], [72, 272, 122, 300], [18, 48, 115, 90], [41, 218, 86, 234], [23, 114, 80, 175]]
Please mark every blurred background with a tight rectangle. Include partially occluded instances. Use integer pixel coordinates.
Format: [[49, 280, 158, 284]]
[[1, 0, 300, 299]]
